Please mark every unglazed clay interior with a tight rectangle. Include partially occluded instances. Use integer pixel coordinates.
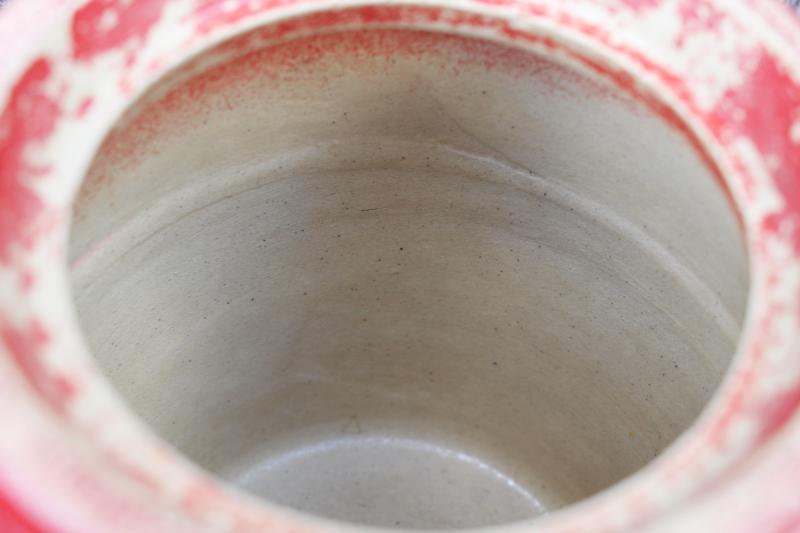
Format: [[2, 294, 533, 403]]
[[69, 29, 748, 529]]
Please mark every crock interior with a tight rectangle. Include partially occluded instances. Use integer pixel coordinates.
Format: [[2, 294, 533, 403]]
[[69, 29, 748, 529]]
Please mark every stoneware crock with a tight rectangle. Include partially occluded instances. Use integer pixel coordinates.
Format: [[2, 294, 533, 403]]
[[2, 0, 800, 531]]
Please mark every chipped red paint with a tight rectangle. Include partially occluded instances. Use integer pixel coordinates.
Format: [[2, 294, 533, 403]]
[[675, 0, 725, 47], [0, 490, 42, 533], [746, 271, 800, 447], [1, 321, 75, 411], [196, 2, 421, 35], [71, 0, 170, 61], [0, 58, 59, 265], [756, 381, 800, 444], [106, 454, 162, 492], [194, 0, 283, 34], [181, 481, 276, 531], [711, 53, 800, 253], [618, 0, 663, 13], [745, 0, 800, 55], [76, 96, 94, 117], [19, 271, 35, 293]]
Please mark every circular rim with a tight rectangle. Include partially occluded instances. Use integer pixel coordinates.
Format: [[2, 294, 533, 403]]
[[2, 0, 800, 531]]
